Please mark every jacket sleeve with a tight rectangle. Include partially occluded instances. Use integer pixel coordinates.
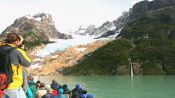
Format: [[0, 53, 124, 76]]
[[16, 48, 31, 67]]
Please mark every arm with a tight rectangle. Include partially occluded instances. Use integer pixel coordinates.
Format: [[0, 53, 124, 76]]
[[17, 48, 31, 67]]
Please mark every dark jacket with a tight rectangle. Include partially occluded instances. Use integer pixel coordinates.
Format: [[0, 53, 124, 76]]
[[0, 44, 31, 89], [71, 91, 80, 98], [41, 93, 55, 98], [63, 84, 71, 94], [51, 82, 59, 90]]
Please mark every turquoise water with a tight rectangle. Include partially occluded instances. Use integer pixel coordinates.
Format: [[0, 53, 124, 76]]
[[34, 75, 175, 98]]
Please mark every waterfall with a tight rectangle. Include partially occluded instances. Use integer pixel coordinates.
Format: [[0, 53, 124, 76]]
[[128, 44, 135, 78], [128, 57, 134, 78], [130, 60, 134, 78]]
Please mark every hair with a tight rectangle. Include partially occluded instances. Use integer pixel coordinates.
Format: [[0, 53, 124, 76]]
[[63, 84, 67, 88], [40, 83, 45, 88], [27, 76, 33, 81], [82, 90, 87, 94], [4, 33, 21, 43], [36, 80, 41, 83]]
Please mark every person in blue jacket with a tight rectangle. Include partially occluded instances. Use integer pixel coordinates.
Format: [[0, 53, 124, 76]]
[[26, 85, 33, 98], [27, 76, 37, 98], [86, 94, 93, 98]]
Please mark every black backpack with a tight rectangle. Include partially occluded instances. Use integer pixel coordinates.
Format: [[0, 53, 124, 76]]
[[0, 44, 15, 90]]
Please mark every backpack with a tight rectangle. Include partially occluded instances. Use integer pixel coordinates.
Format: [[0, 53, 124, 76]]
[[0, 44, 15, 90]]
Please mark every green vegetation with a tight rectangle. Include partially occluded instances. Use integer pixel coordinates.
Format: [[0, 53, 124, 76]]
[[119, 6, 175, 75], [64, 39, 133, 75], [131, 38, 175, 74]]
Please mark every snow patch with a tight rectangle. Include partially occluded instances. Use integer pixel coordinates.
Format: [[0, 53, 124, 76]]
[[37, 35, 96, 57], [51, 55, 58, 59], [30, 63, 42, 69], [25, 15, 41, 21], [75, 48, 87, 52], [33, 58, 44, 62]]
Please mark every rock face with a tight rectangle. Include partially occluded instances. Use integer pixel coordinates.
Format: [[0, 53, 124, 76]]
[[1, 13, 72, 41], [129, 0, 175, 23]]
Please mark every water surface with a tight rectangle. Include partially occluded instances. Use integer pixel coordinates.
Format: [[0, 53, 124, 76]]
[[34, 75, 175, 98]]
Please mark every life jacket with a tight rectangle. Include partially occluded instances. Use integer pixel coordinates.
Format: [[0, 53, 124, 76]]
[[50, 90, 58, 96], [0, 90, 2, 98]]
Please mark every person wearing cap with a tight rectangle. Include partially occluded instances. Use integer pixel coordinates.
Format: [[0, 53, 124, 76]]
[[27, 76, 37, 98], [71, 84, 82, 98], [1, 33, 31, 98], [57, 89, 66, 98], [71, 84, 82, 94], [50, 79, 60, 90]]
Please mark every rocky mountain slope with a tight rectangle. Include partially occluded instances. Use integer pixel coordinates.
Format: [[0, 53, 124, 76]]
[[0, 13, 72, 49], [128, 0, 175, 23], [28, 40, 111, 75]]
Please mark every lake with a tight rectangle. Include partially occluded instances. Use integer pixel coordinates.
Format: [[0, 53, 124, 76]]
[[34, 75, 175, 98]]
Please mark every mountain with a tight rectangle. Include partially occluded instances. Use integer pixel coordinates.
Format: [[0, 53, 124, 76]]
[[72, 12, 129, 39], [64, 0, 175, 75], [78, 0, 175, 39], [0, 13, 72, 49]]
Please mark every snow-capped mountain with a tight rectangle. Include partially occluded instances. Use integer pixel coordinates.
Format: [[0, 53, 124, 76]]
[[1, 13, 72, 41], [71, 12, 129, 39]]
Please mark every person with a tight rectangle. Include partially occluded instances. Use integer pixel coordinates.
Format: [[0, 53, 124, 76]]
[[36, 80, 41, 89], [71, 84, 82, 98], [27, 76, 37, 98], [62, 84, 71, 94], [26, 85, 33, 98], [62, 84, 71, 98], [41, 86, 55, 98], [50, 79, 60, 90], [57, 89, 66, 98], [71, 84, 82, 94], [0, 33, 31, 98]]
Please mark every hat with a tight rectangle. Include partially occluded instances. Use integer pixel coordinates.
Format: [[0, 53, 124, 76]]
[[76, 84, 81, 90], [59, 88, 64, 94]]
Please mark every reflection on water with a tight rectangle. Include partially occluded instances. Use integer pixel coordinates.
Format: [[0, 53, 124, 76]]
[[33, 75, 175, 98]]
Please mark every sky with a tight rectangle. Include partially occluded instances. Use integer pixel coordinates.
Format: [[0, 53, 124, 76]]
[[0, 0, 146, 33]]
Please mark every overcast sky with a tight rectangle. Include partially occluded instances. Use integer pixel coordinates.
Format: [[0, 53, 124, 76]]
[[0, 0, 147, 33]]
